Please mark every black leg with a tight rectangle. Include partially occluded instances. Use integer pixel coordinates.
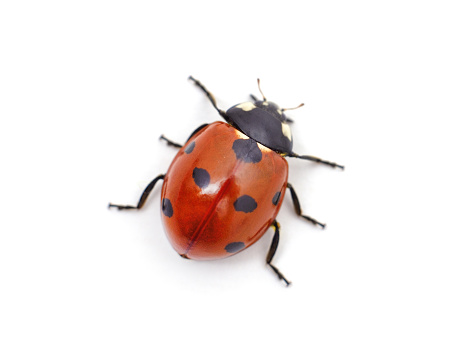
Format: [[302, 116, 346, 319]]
[[188, 76, 229, 122], [159, 135, 182, 148], [160, 123, 209, 149], [109, 174, 165, 210], [287, 152, 344, 170], [267, 220, 291, 286], [286, 183, 325, 228]]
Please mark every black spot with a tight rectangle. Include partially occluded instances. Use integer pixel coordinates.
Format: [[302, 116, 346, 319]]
[[162, 198, 173, 217], [184, 141, 195, 154], [225, 242, 245, 253], [232, 138, 262, 163], [272, 191, 281, 206], [192, 167, 210, 189], [234, 195, 257, 213]]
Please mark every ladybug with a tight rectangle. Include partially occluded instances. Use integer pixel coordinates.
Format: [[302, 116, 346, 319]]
[[109, 76, 343, 285]]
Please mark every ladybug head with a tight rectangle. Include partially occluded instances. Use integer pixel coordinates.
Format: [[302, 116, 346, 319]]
[[225, 80, 302, 154]]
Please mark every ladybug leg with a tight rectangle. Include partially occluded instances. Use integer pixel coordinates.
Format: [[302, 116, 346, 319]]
[[287, 152, 345, 170], [267, 220, 291, 286], [108, 174, 165, 210], [159, 135, 182, 148], [188, 76, 229, 122], [159, 123, 209, 149], [286, 183, 325, 228]]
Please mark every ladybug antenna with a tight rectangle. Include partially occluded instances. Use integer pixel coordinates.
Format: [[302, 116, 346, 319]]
[[257, 78, 267, 101], [281, 103, 305, 112]]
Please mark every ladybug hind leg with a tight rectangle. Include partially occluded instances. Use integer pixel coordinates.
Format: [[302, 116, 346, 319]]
[[267, 220, 291, 286], [109, 174, 165, 210], [286, 183, 326, 229]]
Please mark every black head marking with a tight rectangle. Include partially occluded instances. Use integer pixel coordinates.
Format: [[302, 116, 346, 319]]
[[184, 141, 195, 154], [272, 191, 281, 206], [162, 198, 173, 217], [192, 167, 210, 189], [226, 100, 293, 153], [225, 242, 245, 253], [234, 195, 257, 213], [232, 138, 262, 163]]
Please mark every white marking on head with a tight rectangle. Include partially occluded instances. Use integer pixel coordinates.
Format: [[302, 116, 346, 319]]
[[234, 129, 249, 139], [235, 129, 271, 153], [236, 102, 256, 111], [257, 142, 272, 153], [281, 122, 292, 140]]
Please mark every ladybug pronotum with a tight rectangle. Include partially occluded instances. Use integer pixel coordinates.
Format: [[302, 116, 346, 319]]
[[109, 76, 343, 286]]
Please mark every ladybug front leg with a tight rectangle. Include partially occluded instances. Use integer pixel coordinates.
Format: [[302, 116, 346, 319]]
[[287, 152, 344, 170], [249, 94, 259, 102], [188, 76, 229, 122], [286, 183, 326, 229], [267, 220, 291, 286], [108, 174, 165, 210]]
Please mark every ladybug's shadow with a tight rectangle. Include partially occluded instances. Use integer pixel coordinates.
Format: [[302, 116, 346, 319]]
[[168, 230, 278, 288], [165, 203, 323, 288], [142, 173, 327, 288]]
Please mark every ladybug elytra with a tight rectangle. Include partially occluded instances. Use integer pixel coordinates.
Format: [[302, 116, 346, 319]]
[[109, 76, 343, 286]]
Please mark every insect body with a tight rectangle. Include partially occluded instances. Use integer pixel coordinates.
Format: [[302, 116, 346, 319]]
[[109, 76, 343, 285], [161, 121, 288, 260]]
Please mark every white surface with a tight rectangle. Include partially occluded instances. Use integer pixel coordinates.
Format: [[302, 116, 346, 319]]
[[1, 1, 472, 362]]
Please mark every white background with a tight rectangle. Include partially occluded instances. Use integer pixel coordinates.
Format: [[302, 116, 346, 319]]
[[1, 1, 472, 362]]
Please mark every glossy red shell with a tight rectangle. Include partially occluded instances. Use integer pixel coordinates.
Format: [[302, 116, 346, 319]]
[[160, 121, 288, 260]]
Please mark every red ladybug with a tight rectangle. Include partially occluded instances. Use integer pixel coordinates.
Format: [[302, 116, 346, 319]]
[[109, 76, 343, 285]]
